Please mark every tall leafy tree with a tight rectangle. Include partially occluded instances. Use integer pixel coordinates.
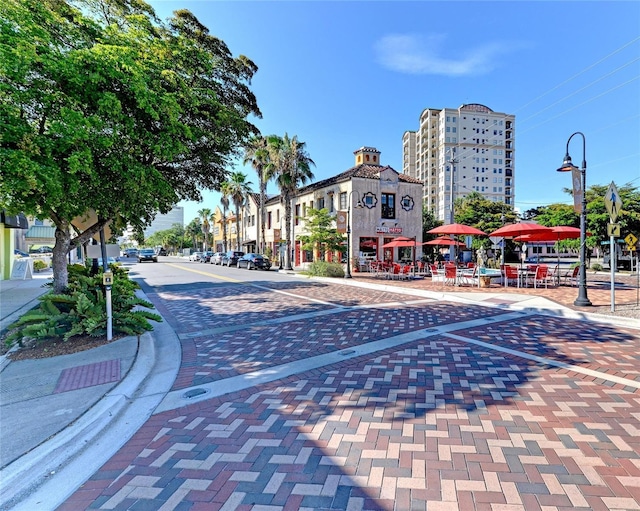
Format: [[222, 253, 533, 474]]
[[266, 134, 315, 269], [225, 171, 253, 250], [422, 206, 443, 241], [198, 208, 212, 251], [243, 135, 270, 253], [185, 218, 203, 251], [0, 0, 261, 292], [298, 208, 344, 260]]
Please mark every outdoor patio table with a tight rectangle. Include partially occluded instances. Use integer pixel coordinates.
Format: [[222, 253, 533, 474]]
[[517, 268, 536, 287]]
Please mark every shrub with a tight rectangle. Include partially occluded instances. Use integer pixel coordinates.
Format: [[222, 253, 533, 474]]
[[4, 263, 161, 348], [590, 263, 603, 272], [306, 261, 345, 278], [33, 259, 48, 272]]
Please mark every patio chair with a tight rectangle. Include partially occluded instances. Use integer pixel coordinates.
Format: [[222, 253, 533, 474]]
[[443, 264, 458, 286], [533, 265, 553, 288], [401, 264, 414, 280], [563, 265, 580, 286], [389, 263, 403, 280], [459, 265, 477, 286], [502, 265, 519, 287]]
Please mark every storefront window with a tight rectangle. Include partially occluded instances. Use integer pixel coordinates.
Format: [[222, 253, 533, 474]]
[[359, 237, 378, 258]]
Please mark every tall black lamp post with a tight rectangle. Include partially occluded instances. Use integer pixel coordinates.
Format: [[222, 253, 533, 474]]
[[557, 131, 592, 306], [345, 191, 363, 279]]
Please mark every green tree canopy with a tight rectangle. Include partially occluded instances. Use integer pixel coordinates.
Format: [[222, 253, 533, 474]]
[[298, 207, 344, 259], [0, 0, 261, 291], [454, 192, 518, 244]]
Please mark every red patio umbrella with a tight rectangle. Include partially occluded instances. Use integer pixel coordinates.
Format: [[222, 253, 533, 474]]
[[488, 223, 553, 238], [513, 226, 589, 284], [427, 224, 485, 264], [427, 223, 487, 236], [423, 238, 467, 247], [382, 239, 417, 248], [382, 237, 418, 265]]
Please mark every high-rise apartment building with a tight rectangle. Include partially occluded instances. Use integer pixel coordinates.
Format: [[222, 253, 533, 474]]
[[402, 103, 515, 222]]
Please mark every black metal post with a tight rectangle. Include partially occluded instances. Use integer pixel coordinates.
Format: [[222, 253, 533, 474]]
[[557, 132, 591, 306], [345, 203, 352, 279]]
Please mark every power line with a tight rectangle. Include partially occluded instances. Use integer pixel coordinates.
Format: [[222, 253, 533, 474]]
[[513, 36, 640, 115]]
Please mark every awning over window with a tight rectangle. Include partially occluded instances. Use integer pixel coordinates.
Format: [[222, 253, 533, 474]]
[[242, 240, 256, 246], [25, 225, 56, 244], [1, 211, 28, 229]]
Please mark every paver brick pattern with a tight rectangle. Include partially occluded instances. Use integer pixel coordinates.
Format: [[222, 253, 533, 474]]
[[450, 315, 640, 385], [58, 277, 640, 511], [174, 302, 505, 389], [62, 336, 640, 511]]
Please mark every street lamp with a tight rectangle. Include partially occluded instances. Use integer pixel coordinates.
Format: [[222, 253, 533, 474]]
[[447, 150, 458, 263], [557, 131, 592, 307], [345, 191, 363, 279]]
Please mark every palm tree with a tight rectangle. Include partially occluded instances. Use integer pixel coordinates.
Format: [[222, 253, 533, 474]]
[[243, 135, 271, 254], [266, 133, 315, 270], [198, 208, 212, 251], [185, 218, 202, 252], [220, 182, 231, 252], [225, 171, 253, 250]]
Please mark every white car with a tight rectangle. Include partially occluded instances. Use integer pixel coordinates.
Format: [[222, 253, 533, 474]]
[[189, 252, 203, 262]]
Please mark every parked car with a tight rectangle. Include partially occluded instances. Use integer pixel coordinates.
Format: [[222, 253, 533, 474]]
[[210, 252, 225, 265], [137, 248, 158, 263], [189, 251, 203, 262], [97, 257, 119, 266], [155, 247, 167, 256], [14, 249, 30, 258], [237, 253, 271, 270], [200, 251, 214, 263], [123, 248, 139, 258], [222, 250, 244, 267], [29, 246, 53, 254]]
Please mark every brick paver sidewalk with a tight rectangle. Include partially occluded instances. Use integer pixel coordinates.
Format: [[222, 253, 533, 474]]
[[59, 276, 640, 511]]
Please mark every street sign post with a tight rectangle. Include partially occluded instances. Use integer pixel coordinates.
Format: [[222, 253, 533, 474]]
[[604, 181, 622, 223], [608, 223, 620, 237]]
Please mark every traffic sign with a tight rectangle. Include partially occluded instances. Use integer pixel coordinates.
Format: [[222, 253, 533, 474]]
[[607, 223, 620, 237], [625, 232, 638, 251], [604, 182, 622, 222]]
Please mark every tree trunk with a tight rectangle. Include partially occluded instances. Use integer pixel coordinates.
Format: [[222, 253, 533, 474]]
[[52, 222, 72, 294], [235, 205, 241, 250], [222, 211, 228, 252], [260, 179, 266, 255], [284, 192, 293, 270]]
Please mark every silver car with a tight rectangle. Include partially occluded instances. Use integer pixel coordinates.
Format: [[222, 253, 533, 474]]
[[210, 252, 225, 265]]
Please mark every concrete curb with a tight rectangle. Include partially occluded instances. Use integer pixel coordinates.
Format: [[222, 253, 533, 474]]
[[0, 305, 182, 510]]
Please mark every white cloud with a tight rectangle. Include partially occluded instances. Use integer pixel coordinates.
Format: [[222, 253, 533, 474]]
[[375, 33, 513, 76]]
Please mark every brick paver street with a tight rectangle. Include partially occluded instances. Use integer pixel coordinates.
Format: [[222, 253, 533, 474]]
[[58, 269, 640, 511]]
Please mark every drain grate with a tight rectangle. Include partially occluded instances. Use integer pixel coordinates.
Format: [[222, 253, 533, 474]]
[[183, 388, 209, 399]]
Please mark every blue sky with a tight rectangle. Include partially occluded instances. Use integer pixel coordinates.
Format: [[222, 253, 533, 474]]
[[148, 1, 640, 224]]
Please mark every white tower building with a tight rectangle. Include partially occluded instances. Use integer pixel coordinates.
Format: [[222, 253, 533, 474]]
[[402, 103, 515, 222]]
